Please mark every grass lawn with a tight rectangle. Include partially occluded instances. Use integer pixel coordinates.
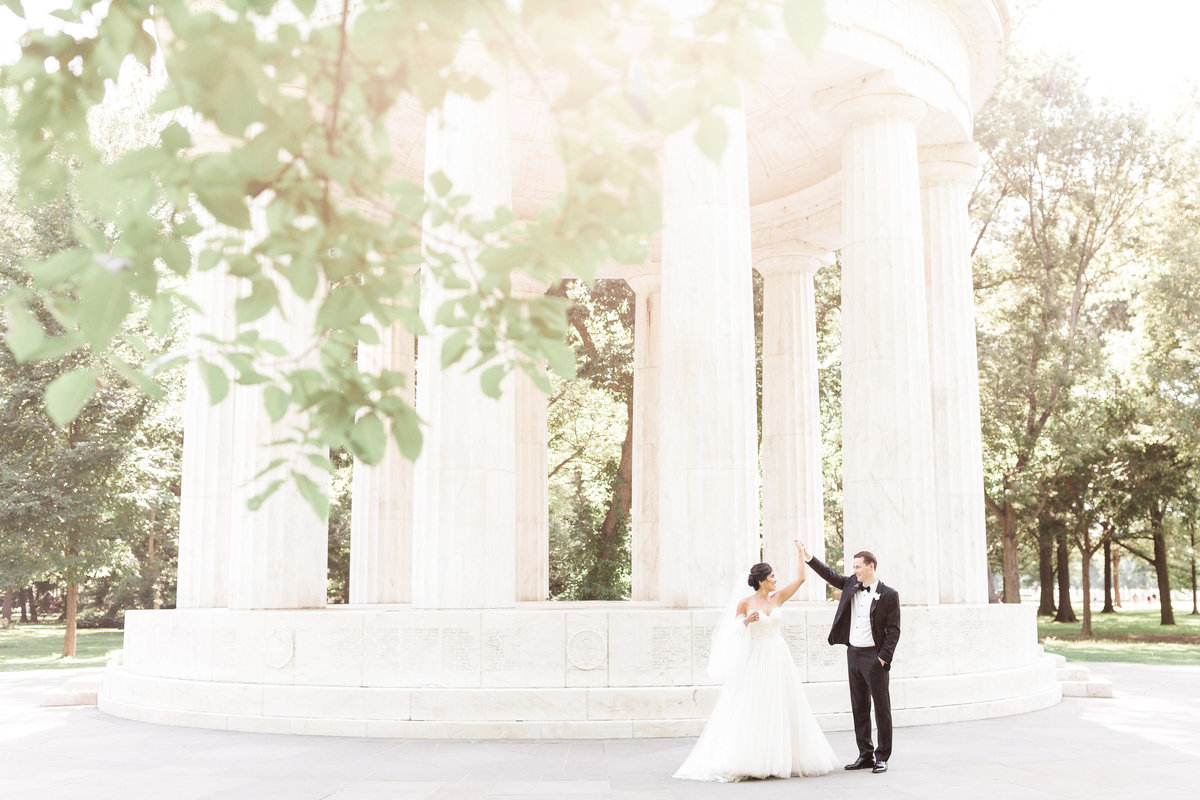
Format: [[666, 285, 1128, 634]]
[[1038, 606, 1200, 666], [0, 623, 123, 672]]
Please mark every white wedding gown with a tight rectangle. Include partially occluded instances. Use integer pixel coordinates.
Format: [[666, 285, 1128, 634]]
[[675, 607, 839, 782]]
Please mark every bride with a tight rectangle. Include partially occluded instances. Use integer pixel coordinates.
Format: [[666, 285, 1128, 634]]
[[674, 539, 838, 782]]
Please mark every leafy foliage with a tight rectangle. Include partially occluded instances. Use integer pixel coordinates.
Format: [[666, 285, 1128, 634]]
[[0, 0, 829, 516]]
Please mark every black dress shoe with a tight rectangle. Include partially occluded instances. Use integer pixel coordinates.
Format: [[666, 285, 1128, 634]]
[[872, 761, 888, 773], [844, 755, 874, 770]]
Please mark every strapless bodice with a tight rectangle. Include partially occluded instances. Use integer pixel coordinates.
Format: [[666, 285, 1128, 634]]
[[748, 607, 783, 640]]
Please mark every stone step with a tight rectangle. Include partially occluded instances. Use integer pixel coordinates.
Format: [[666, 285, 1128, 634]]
[[40, 676, 101, 707], [1056, 664, 1091, 682], [1059, 677, 1114, 698], [1054, 660, 1114, 698]]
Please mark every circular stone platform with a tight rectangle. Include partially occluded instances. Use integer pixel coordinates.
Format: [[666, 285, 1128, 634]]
[[100, 603, 1060, 738]]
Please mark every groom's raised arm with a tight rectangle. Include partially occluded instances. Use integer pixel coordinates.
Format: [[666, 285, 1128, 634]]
[[802, 552, 845, 590]]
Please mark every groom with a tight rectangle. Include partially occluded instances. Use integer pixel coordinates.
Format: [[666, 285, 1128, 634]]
[[798, 541, 900, 775]]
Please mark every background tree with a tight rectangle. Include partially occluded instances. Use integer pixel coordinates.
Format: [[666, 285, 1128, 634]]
[[972, 54, 1167, 602]]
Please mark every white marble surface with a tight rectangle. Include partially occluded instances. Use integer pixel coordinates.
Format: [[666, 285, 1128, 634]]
[[921, 143, 990, 604], [628, 272, 661, 602], [412, 66, 517, 609], [350, 323, 416, 604], [107, 603, 1059, 738], [176, 219, 241, 610], [836, 90, 940, 606], [758, 250, 829, 603], [659, 104, 759, 608], [512, 280, 550, 603]]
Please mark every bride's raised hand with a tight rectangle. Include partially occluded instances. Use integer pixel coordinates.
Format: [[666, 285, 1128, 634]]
[[794, 539, 810, 561]]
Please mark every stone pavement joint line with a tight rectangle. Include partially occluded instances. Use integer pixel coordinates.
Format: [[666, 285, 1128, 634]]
[[0, 663, 1195, 800]]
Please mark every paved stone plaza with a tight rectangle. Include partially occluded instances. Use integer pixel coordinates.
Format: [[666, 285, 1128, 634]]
[[2, 662, 1195, 799]]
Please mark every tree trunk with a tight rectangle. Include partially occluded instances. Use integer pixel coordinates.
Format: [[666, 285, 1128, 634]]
[[1079, 544, 1093, 638], [1, 590, 12, 625], [1112, 549, 1122, 608], [1150, 517, 1174, 626], [1101, 535, 1115, 613], [1000, 505, 1021, 603], [28, 584, 39, 623], [1037, 522, 1056, 615], [61, 583, 78, 657], [586, 401, 634, 599], [1054, 531, 1077, 623], [1190, 524, 1197, 616], [19, 587, 29, 623]]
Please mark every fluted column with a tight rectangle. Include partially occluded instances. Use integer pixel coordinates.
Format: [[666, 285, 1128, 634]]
[[513, 277, 549, 602], [412, 69, 517, 609], [921, 143, 988, 603], [227, 269, 329, 609], [836, 91, 939, 605], [627, 270, 661, 601], [349, 323, 416, 604], [176, 222, 238, 609], [758, 249, 828, 602], [659, 104, 759, 608]]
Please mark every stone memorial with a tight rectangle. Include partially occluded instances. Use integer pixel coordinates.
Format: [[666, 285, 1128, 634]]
[[99, 0, 1062, 738]]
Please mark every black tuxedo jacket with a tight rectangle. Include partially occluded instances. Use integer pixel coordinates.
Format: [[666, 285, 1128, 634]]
[[806, 555, 901, 669]]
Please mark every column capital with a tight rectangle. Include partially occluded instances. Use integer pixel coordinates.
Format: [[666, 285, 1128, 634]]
[[919, 142, 980, 187], [755, 246, 831, 277], [624, 264, 662, 295], [829, 91, 926, 130]]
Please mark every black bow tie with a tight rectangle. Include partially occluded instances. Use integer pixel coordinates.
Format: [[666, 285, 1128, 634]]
[[858, 583, 872, 594]]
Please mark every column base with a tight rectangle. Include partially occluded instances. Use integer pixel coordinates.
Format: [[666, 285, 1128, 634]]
[[100, 604, 1060, 739]]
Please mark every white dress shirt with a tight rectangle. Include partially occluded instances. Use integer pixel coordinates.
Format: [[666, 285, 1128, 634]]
[[848, 580, 878, 648]]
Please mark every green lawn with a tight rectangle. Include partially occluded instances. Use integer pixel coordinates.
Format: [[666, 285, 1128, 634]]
[[1039, 606, 1200, 666], [0, 624, 124, 672]]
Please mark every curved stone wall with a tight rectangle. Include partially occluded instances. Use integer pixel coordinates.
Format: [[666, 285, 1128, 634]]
[[100, 603, 1059, 738]]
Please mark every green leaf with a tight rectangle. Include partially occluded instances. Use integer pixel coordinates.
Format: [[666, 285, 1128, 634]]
[[349, 412, 386, 464], [441, 329, 470, 368], [480, 363, 506, 399], [160, 121, 192, 151], [292, 470, 329, 519], [235, 278, 279, 325], [28, 248, 91, 288], [45, 368, 97, 426], [286, 256, 319, 300], [77, 272, 132, 351], [147, 294, 174, 338], [198, 360, 230, 404], [695, 113, 728, 163], [391, 408, 424, 460], [306, 452, 336, 473], [543, 340, 577, 379], [429, 170, 452, 198], [4, 302, 46, 362], [247, 478, 285, 511], [263, 385, 289, 423], [195, 184, 251, 229], [783, 0, 828, 57]]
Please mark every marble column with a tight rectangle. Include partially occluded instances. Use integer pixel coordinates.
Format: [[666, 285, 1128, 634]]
[[513, 277, 549, 602], [227, 274, 329, 609], [758, 249, 828, 602], [921, 143, 989, 604], [349, 323, 416, 604], [176, 223, 239, 609], [659, 105, 759, 608], [627, 271, 661, 602], [835, 91, 939, 605], [411, 73, 517, 609]]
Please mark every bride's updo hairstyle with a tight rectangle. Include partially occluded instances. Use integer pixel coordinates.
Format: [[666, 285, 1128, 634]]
[[747, 562, 773, 590]]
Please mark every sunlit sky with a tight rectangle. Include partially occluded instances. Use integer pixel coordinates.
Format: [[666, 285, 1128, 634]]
[[1, 0, 1198, 115], [1014, 0, 1200, 117]]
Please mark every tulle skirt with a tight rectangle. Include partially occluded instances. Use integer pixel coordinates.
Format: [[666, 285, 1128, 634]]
[[674, 635, 839, 782]]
